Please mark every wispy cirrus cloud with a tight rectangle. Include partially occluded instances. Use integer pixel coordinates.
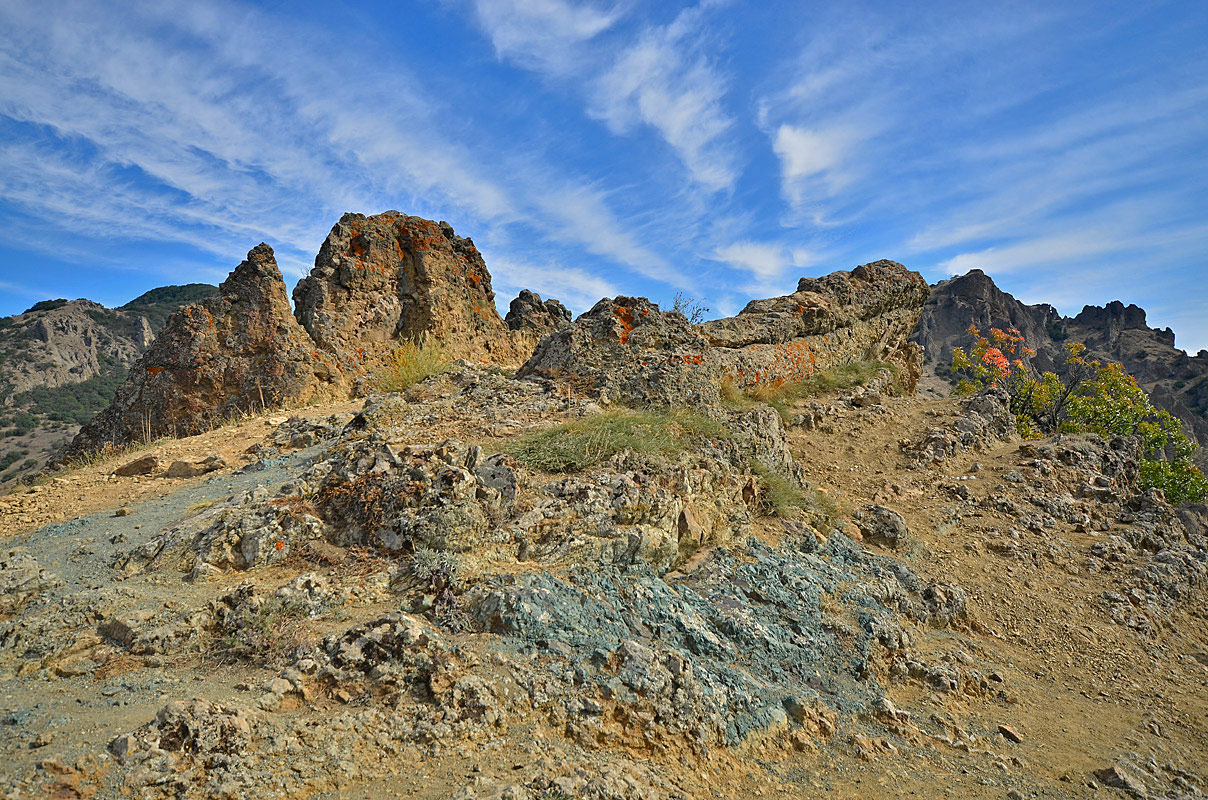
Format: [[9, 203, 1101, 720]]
[[465, 0, 740, 191], [1, 0, 1205, 352], [0, 0, 686, 290], [469, 0, 623, 72], [712, 241, 818, 294], [587, 5, 738, 191]]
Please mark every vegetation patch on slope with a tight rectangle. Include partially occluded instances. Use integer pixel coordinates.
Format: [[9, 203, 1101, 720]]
[[508, 409, 731, 473]]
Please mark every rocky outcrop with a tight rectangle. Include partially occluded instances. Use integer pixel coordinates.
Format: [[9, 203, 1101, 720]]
[[910, 269, 1060, 373], [703, 260, 929, 393], [0, 286, 217, 482], [519, 295, 718, 406], [293, 212, 525, 367], [520, 260, 929, 406], [505, 289, 572, 351], [0, 287, 217, 400], [62, 213, 579, 457], [65, 245, 332, 457], [913, 269, 1208, 461]]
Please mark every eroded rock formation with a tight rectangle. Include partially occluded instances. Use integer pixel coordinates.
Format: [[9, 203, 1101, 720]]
[[505, 289, 573, 352], [293, 212, 524, 367], [67, 245, 332, 456], [64, 214, 576, 456], [67, 221, 931, 458], [521, 259, 929, 406]]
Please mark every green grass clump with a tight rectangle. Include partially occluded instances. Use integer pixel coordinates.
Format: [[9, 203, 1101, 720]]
[[369, 339, 451, 393], [749, 460, 804, 517], [748, 459, 840, 526], [509, 409, 730, 472], [796, 360, 894, 396]]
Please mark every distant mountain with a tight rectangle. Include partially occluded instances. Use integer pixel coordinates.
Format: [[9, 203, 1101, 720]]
[[911, 269, 1208, 463], [0, 284, 218, 482]]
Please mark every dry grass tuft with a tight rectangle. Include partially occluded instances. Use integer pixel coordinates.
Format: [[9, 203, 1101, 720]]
[[369, 339, 451, 393]]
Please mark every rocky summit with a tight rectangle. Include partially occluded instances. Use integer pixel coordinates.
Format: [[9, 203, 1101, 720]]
[[63, 213, 569, 459], [294, 212, 530, 368], [1, 215, 1207, 800]]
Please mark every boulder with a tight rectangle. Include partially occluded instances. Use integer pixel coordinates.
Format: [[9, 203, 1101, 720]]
[[519, 295, 717, 406], [113, 455, 159, 477], [855, 505, 911, 549], [165, 453, 228, 479]]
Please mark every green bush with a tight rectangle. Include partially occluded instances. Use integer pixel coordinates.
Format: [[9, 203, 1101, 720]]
[[209, 595, 313, 666], [22, 299, 70, 314], [952, 326, 1207, 504]]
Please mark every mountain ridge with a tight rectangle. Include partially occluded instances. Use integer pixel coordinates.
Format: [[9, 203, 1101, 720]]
[[0, 284, 218, 482]]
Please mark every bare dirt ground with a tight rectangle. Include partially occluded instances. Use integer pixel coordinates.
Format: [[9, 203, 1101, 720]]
[[2, 387, 1206, 799], [0, 401, 363, 536]]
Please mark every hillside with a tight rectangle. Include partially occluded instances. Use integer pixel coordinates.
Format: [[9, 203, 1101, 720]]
[[912, 269, 1208, 461], [0, 285, 217, 483], [0, 213, 1205, 800], [1, 350, 1205, 800]]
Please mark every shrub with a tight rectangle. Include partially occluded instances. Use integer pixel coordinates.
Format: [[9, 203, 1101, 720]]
[[209, 594, 314, 666], [952, 325, 1207, 504], [368, 338, 450, 393], [508, 409, 730, 472], [671, 292, 709, 324], [410, 547, 462, 592]]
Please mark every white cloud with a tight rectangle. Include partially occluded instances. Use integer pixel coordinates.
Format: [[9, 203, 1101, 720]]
[[470, 0, 622, 71], [590, 9, 738, 191], [936, 230, 1131, 277], [713, 241, 817, 294], [531, 183, 686, 288], [488, 257, 617, 313], [0, 0, 691, 294], [771, 124, 862, 207], [464, 1, 740, 191]]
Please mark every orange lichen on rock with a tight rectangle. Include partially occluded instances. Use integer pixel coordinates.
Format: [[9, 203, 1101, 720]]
[[615, 306, 637, 344]]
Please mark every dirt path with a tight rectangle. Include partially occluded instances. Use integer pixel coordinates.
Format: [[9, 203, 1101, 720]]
[[0, 401, 362, 539]]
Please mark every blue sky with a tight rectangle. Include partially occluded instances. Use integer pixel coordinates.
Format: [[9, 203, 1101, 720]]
[[1, 0, 1205, 351]]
